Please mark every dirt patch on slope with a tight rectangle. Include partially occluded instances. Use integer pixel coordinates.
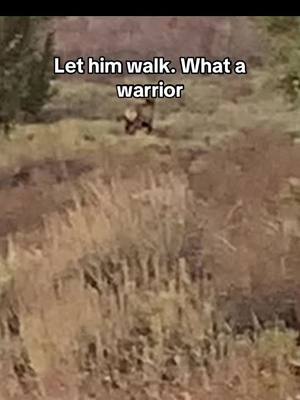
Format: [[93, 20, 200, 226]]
[[0, 158, 95, 242], [0, 143, 177, 248]]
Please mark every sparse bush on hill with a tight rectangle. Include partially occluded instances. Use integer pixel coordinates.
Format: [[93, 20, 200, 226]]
[[0, 17, 55, 136], [258, 16, 300, 104]]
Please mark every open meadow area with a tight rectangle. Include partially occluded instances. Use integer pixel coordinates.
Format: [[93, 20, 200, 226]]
[[1, 16, 300, 400]]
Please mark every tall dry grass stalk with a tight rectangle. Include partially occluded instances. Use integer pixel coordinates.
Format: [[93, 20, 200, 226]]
[[0, 169, 299, 399]]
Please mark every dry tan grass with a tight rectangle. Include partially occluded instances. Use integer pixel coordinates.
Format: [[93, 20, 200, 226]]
[[0, 163, 300, 399], [1, 70, 300, 398]]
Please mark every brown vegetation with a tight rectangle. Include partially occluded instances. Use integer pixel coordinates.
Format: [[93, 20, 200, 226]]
[[1, 18, 300, 397], [0, 126, 300, 399]]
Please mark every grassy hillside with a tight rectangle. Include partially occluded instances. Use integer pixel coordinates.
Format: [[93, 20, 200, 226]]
[[1, 31, 300, 399]]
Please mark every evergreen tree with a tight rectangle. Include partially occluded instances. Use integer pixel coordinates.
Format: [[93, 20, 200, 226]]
[[0, 17, 55, 136]]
